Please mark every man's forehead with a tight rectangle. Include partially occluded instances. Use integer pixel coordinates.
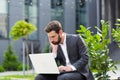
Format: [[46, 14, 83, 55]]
[[47, 31, 57, 36]]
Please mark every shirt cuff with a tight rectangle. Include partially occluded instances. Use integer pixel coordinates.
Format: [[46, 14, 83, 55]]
[[52, 53, 57, 58], [68, 65, 76, 71]]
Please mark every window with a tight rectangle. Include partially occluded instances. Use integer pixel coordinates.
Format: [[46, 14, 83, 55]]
[[24, 0, 38, 40], [76, 0, 87, 30], [0, 0, 8, 39], [51, 0, 64, 26]]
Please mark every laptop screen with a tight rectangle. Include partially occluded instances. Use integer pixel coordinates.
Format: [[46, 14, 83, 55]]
[[29, 53, 60, 74]]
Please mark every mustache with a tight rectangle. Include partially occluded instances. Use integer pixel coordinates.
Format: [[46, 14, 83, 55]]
[[51, 41, 59, 45]]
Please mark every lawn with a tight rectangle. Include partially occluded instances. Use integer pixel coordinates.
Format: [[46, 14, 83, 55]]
[[0, 74, 35, 80]]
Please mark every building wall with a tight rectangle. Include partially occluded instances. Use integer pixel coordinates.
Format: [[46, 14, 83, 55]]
[[64, 0, 76, 34], [87, 0, 97, 33], [101, 0, 120, 61], [0, 40, 9, 63], [0, 0, 24, 63], [9, 0, 24, 61], [38, 0, 51, 52], [0, 0, 99, 64]]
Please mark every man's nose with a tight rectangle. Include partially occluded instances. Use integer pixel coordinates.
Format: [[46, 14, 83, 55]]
[[49, 38, 54, 42]]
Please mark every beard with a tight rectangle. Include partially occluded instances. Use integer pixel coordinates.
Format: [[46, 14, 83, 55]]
[[52, 35, 61, 45]]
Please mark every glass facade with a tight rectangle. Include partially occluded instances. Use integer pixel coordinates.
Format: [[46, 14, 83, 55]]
[[76, 0, 87, 30], [24, 0, 38, 40], [0, 0, 8, 39], [0, 0, 87, 39], [51, 0, 64, 27]]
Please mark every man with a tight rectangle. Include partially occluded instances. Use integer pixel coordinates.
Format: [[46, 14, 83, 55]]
[[35, 20, 94, 80]]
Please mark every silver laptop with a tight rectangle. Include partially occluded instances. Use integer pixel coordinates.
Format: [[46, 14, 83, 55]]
[[29, 53, 60, 74]]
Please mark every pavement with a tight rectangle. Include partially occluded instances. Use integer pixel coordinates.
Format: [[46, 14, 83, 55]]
[[0, 70, 35, 80], [0, 65, 120, 80], [0, 69, 35, 76], [107, 68, 120, 79]]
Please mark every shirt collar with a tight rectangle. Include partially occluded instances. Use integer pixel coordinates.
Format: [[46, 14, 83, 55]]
[[60, 33, 66, 45]]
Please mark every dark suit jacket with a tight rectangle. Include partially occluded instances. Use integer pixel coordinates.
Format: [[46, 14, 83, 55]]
[[51, 34, 94, 80]]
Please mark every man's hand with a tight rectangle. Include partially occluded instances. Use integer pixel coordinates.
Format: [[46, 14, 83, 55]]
[[58, 65, 73, 72], [50, 43, 58, 54]]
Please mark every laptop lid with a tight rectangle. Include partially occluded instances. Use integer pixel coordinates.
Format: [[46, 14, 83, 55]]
[[29, 53, 60, 74]]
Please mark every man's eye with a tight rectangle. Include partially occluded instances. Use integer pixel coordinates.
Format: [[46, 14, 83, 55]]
[[51, 36, 55, 38]]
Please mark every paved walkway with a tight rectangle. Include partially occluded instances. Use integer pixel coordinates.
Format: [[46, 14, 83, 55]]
[[107, 70, 120, 79], [0, 70, 35, 76], [0, 70, 35, 80], [107, 64, 120, 80]]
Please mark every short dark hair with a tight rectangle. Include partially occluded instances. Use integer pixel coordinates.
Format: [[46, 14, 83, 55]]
[[45, 20, 62, 33]]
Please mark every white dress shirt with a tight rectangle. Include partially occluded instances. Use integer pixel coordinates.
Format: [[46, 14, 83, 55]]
[[59, 33, 76, 70]]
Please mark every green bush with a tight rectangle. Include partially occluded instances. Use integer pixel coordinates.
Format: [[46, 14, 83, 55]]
[[9, 20, 37, 72], [77, 20, 117, 79], [42, 44, 50, 53], [2, 44, 20, 71], [17, 62, 29, 71], [112, 19, 120, 48], [0, 65, 5, 72], [9, 20, 37, 41]]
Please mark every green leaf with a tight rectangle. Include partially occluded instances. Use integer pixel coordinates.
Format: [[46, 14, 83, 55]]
[[9, 20, 37, 41], [77, 20, 117, 79], [116, 18, 120, 22]]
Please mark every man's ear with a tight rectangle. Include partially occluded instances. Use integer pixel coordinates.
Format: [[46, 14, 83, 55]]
[[59, 29, 63, 35]]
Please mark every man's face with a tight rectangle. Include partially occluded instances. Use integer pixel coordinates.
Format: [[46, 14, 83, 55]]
[[47, 31, 61, 45]]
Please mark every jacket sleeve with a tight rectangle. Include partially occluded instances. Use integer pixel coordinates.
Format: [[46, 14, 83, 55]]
[[72, 35, 89, 71]]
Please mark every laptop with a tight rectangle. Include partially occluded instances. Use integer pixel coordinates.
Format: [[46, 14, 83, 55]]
[[29, 53, 60, 74]]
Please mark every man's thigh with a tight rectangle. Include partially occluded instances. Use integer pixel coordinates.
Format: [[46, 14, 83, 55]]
[[35, 74, 58, 80], [57, 72, 85, 80]]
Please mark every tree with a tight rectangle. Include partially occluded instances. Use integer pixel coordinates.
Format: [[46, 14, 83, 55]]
[[9, 20, 37, 74], [9, 20, 37, 40], [3, 44, 20, 71]]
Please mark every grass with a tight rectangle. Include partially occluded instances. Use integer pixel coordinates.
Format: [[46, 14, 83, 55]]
[[0, 74, 35, 80]]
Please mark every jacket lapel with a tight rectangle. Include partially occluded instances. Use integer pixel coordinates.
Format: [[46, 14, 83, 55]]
[[66, 34, 71, 58]]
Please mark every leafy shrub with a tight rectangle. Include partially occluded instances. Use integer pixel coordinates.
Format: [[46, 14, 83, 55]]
[[42, 44, 50, 53], [17, 62, 29, 71], [2, 44, 20, 71], [77, 20, 117, 79], [9, 20, 37, 72], [112, 19, 120, 48], [9, 20, 37, 41], [0, 65, 5, 72]]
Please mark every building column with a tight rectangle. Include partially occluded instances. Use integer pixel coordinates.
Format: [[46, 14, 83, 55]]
[[87, 0, 97, 33], [9, 0, 24, 28], [38, 0, 51, 51], [64, 0, 76, 34]]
